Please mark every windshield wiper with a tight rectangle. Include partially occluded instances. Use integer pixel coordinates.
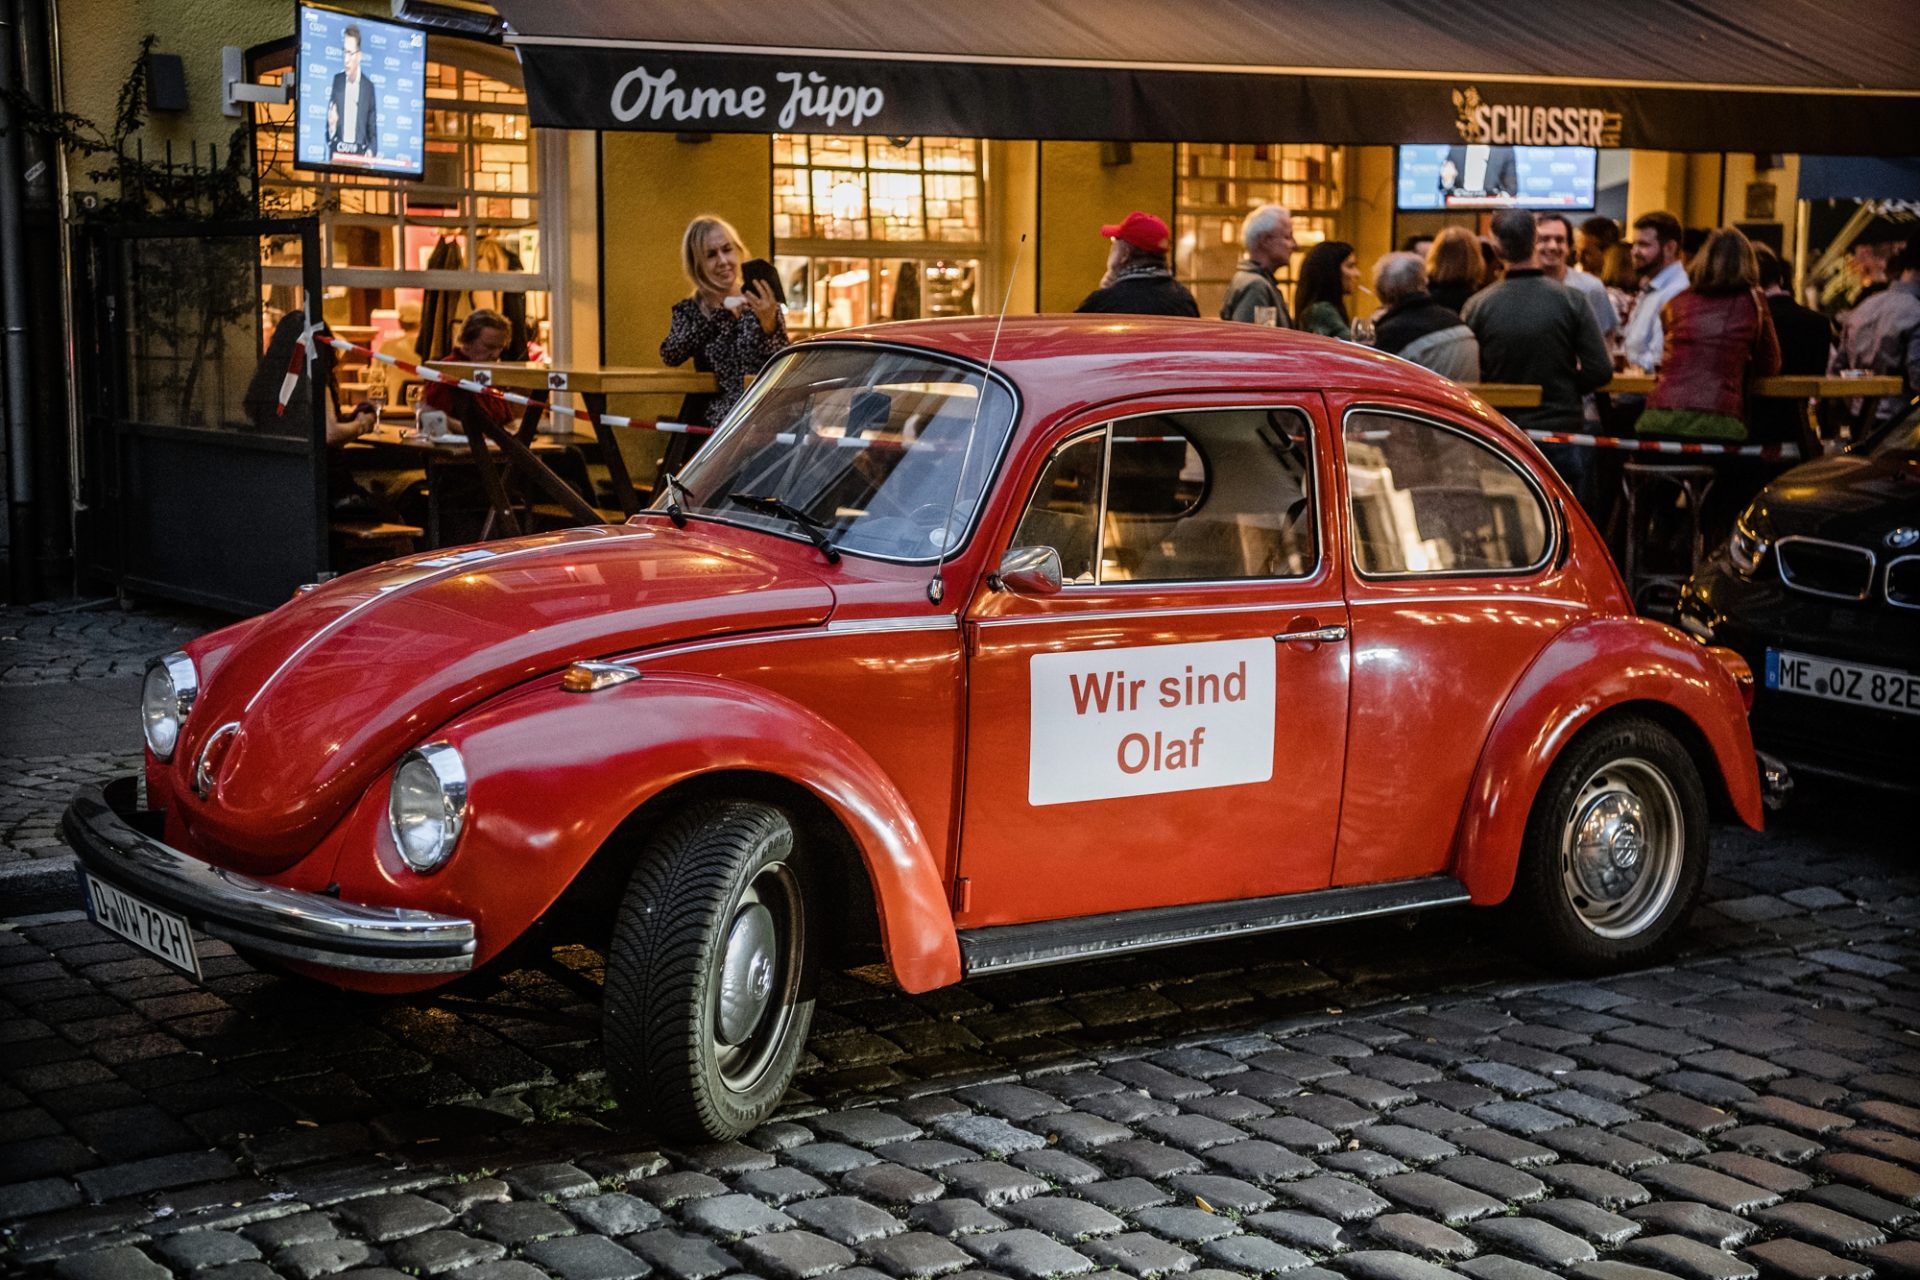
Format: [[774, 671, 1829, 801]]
[[727, 491, 841, 563], [659, 471, 692, 528]]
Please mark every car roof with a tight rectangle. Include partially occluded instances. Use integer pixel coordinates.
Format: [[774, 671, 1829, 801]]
[[816, 315, 1496, 423]]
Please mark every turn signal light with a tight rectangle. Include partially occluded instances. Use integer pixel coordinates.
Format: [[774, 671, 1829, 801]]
[[561, 661, 640, 693], [1707, 646, 1754, 711]]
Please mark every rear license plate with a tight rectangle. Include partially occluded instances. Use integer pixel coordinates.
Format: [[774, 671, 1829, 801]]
[[1765, 648, 1920, 717], [81, 873, 202, 978]]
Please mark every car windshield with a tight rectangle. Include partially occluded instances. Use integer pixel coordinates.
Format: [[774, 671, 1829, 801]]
[[1864, 401, 1920, 465], [660, 344, 1018, 562]]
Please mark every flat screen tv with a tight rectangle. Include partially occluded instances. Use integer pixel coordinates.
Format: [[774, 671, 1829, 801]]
[[293, 3, 426, 179], [1397, 144, 1597, 211]]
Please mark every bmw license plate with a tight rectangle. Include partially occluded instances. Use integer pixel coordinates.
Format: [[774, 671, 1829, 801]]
[[1765, 648, 1920, 717], [81, 873, 202, 978]]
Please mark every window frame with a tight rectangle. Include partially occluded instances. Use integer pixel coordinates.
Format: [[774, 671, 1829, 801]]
[[1014, 405, 1322, 591], [1341, 403, 1561, 582]]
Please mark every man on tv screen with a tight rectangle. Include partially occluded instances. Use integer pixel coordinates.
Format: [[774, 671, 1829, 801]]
[[326, 24, 377, 161], [1440, 144, 1516, 200]]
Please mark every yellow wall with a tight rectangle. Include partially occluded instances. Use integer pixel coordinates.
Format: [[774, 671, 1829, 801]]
[[1347, 147, 1397, 292], [985, 140, 1040, 315], [597, 132, 772, 438], [1036, 142, 1175, 313]]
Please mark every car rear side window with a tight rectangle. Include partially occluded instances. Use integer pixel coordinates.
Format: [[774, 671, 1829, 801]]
[[1344, 408, 1551, 576], [1013, 409, 1317, 585]]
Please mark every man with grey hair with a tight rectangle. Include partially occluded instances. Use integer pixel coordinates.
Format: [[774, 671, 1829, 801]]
[[1371, 252, 1479, 381], [1221, 204, 1296, 326]]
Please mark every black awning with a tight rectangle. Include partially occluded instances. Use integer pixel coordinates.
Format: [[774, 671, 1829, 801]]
[[489, 0, 1920, 154]]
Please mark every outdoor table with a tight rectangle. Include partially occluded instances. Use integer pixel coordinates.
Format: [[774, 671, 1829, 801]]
[[351, 420, 595, 545], [429, 363, 721, 517], [1598, 373, 1903, 398], [1463, 384, 1543, 409]]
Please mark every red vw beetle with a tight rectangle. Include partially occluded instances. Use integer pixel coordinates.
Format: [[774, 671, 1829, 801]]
[[67, 318, 1766, 1141]]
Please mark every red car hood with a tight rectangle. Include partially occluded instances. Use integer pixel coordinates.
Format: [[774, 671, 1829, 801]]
[[173, 525, 834, 870]]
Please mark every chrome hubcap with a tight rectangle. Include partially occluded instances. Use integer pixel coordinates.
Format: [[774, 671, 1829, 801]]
[[1559, 757, 1684, 939], [717, 903, 777, 1046], [710, 861, 803, 1092]]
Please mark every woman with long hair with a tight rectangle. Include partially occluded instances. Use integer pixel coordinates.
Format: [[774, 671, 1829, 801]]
[[1424, 226, 1483, 315], [1293, 241, 1359, 339], [660, 215, 789, 429], [1638, 226, 1781, 442]]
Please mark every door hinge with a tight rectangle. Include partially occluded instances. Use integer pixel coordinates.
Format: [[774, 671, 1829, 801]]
[[951, 875, 972, 913]]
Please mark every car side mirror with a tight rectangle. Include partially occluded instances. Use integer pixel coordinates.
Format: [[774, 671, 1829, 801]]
[[994, 545, 1063, 596]]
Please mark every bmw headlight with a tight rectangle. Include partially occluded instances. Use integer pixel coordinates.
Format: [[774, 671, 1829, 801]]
[[141, 652, 199, 761], [1727, 509, 1771, 577], [387, 743, 468, 873]]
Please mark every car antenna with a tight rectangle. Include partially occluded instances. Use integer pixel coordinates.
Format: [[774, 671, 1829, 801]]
[[929, 233, 1025, 607]]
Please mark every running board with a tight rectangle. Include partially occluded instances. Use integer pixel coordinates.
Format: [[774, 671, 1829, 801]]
[[957, 876, 1471, 975]]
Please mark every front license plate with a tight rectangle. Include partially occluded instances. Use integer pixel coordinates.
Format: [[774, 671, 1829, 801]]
[[1765, 648, 1920, 717], [81, 873, 202, 979]]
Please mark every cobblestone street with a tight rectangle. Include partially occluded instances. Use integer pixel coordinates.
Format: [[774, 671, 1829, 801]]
[[2, 604, 1916, 1280]]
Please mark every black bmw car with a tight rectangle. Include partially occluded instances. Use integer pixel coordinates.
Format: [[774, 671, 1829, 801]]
[[1679, 405, 1920, 794]]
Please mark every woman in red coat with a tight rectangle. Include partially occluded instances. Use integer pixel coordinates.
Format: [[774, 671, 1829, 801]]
[[1638, 228, 1781, 441]]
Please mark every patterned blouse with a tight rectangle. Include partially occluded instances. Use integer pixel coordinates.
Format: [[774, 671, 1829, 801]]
[[660, 297, 790, 426]]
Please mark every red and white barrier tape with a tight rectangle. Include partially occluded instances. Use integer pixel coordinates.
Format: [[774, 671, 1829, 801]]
[[1525, 430, 1797, 459], [305, 335, 716, 437]]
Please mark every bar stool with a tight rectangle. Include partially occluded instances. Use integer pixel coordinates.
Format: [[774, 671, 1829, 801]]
[[1620, 460, 1717, 616]]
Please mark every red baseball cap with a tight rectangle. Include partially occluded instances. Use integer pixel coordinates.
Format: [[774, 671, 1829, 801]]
[[1102, 211, 1171, 254]]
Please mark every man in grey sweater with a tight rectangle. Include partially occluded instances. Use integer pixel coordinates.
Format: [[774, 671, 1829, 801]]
[[1463, 210, 1612, 513]]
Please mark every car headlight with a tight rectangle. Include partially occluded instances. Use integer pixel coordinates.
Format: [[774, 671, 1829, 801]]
[[141, 652, 199, 761], [1727, 510, 1771, 577], [387, 743, 468, 873]]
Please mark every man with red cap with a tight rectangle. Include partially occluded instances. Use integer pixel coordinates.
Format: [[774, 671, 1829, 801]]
[[1076, 212, 1200, 317]]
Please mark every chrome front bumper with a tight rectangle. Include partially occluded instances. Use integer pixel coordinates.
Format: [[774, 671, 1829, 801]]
[[63, 779, 476, 975]]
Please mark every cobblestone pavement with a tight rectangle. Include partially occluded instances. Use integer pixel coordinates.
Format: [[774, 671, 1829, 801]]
[[0, 604, 225, 887], [2, 784, 1915, 1280]]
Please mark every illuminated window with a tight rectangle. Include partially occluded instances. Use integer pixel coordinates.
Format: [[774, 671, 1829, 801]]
[[1176, 144, 1343, 319], [772, 134, 986, 333], [252, 41, 546, 397]]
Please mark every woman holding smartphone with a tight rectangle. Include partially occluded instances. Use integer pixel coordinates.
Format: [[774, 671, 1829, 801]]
[[661, 215, 789, 434]]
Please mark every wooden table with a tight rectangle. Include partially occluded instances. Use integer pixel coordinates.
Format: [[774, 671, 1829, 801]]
[[1598, 374, 1904, 398], [427, 363, 722, 516], [1463, 384, 1543, 409], [350, 423, 591, 545]]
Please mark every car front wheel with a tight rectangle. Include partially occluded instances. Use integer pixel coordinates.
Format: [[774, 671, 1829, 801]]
[[1511, 715, 1709, 973], [604, 800, 815, 1140]]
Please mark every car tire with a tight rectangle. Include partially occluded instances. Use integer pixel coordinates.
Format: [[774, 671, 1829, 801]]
[[603, 800, 815, 1140], [1511, 715, 1709, 973]]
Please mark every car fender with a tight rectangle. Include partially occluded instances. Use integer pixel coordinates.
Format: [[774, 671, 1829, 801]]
[[340, 670, 962, 993], [1451, 616, 1764, 905]]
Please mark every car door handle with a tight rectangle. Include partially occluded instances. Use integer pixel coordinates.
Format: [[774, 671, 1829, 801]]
[[1273, 624, 1348, 644]]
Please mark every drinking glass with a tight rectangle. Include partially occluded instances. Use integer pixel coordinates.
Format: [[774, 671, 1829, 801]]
[[1350, 317, 1377, 346], [1253, 305, 1279, 327]]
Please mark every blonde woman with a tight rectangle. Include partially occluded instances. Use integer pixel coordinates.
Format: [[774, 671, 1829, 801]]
[[660, 215, 788, 428]]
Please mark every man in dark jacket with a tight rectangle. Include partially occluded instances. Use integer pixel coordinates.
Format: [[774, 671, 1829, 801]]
[[1076, 213, 1199, 317], [1464, 210, 1611, 513], [1750, 245, 1829, 453]]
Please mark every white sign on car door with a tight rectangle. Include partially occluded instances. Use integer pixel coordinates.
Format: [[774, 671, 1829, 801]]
[[1029, 638, 1276, 806]]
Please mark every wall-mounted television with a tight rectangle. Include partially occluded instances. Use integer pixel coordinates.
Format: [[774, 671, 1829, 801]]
[[1397, 145, 1597, 211], [293, 3, 426, 179]]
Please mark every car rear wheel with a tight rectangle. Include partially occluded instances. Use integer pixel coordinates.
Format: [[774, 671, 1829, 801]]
[[1511, 716, 1708, 973], [603, 800, 815, 1140]]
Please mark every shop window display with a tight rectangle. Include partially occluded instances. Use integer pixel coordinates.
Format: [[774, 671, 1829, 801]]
[[773, 133, 985, 333], [1176, 143, 1343, 319]]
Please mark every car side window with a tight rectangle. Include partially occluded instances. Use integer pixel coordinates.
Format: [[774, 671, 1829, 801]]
[[1344, 409, 1550, 576], [1012, 409, 1317, 585]]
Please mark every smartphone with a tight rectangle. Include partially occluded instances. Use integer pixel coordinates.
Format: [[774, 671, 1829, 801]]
[[741, 258, 786, 306]]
